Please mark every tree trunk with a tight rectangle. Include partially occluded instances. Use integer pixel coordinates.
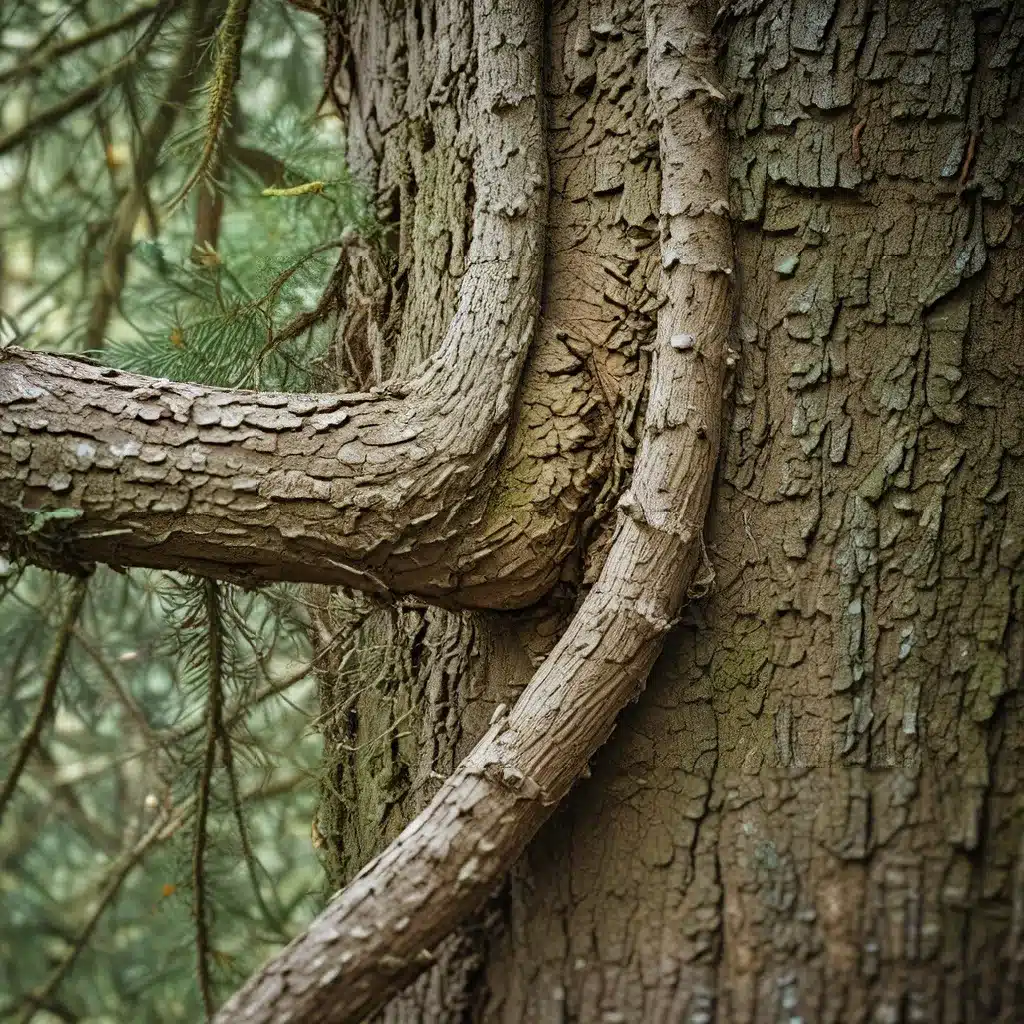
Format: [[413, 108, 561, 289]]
[[313, 1, 1024, 1021]]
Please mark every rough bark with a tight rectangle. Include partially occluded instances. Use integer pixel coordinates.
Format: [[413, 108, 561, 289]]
[[315, 1, 1024, 1023], [3, 0, 1022, 1021], [213, 1, 731, 1020]]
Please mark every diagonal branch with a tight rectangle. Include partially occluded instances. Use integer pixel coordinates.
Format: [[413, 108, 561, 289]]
[[0, 0, 547, 609], [0, 577, 89, 830], [0, 2, 165, 87], [214, 2, 734, 1021], [0, 0, 180, 159]]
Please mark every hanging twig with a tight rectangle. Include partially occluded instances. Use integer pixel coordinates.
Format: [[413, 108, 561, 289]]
[[219, 715, 287, 935], [0, 577, 89, 830], [192, 579, 225, 1020]]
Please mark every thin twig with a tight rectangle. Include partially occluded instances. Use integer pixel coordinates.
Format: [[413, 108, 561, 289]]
[[7, 764, 290, 1023], [0, 577, 89, 830], [162, 657, 315, 749], [193, 579, 223, 1020], [14, 796, 193, 1024], [218, 710, 285, 934]]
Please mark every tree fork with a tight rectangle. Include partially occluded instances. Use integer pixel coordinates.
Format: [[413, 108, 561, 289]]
[[214, 1, 733, 1020]]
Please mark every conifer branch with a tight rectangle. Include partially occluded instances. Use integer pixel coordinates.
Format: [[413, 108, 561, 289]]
[[0, 1, 180, 159], [165, 0, 253, 215], [13, 794, 196, 1024], [85, 0, 229, 349], [71, 626, 155, 742]]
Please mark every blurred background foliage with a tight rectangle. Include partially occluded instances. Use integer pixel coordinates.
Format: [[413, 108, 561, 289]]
[[0, 1, 368, 1019]]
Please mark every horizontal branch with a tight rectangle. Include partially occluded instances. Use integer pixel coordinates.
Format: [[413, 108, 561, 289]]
[[215, 1, 735, 1020], [0, 5, 549, 609]]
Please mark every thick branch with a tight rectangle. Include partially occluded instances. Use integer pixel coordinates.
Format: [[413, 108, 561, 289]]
[[0, 2, 547, 609], [215, 2, 734, 1021]]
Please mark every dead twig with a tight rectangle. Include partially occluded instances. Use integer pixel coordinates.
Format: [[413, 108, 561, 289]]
[[0, 577, 89, 830]]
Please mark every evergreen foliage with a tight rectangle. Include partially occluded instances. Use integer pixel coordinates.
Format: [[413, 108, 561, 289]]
[[0, 2, 366, 1018]]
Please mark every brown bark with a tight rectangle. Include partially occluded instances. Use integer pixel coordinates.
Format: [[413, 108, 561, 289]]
[[3, 0, 1023, 1021], [312, 1, 1024, 1023], [213, 1, 731, 1020]]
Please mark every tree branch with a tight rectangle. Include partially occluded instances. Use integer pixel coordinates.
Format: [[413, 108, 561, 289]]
[[0, 2, 164, 87], [0, 0, 548, 610], [0, 577, 89, 830], [214, 1, 734, 1021], [0, 1, 180, 159], [84, 0, 229, 350], [193, 579, 224, 1020]]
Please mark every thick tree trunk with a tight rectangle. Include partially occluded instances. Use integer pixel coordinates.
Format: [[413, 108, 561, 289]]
[[1, 0, 1021, 1019], [313, 1, 1024, 1021]]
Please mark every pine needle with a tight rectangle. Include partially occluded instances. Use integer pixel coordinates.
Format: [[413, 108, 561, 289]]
[[165, 0, 253, 215]]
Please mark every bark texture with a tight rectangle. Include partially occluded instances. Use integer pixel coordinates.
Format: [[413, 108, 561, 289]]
[[314, 1, 1024, 1023], [215, 0, 732, 1019], [2, 0, 1022, 1021]]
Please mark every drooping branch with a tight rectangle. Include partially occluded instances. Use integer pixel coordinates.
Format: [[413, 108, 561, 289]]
[[214, 2, 734, 1021], [0, 0, 547, 609], [0, 576, 88, 830], [164, 0, 252, 215]]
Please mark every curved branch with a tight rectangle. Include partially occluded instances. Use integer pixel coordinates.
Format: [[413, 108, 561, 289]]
[[0, 1, 547, 609], [215, 2, 734, 1021]]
